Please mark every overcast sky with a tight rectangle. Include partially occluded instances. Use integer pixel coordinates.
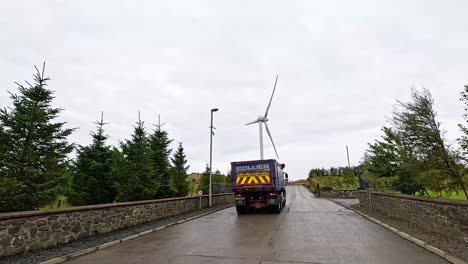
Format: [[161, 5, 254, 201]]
[[1, 1, 467, 180]]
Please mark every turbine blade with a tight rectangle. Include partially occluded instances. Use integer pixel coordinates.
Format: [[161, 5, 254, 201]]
[[245, 119, 260, 125], [264, 75, 279, 118], [264, 122, 279, 159]]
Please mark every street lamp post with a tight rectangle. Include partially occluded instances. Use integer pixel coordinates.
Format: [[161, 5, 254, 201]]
[[209, 108, 219, 207]]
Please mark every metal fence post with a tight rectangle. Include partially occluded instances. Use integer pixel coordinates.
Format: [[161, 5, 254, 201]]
[[198, 191, 203, 210]]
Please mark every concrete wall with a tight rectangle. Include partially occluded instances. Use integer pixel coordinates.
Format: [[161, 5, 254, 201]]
[[318, 190, 358, 198], [357, 191, 468, 243], [0, 194, 234, 257]]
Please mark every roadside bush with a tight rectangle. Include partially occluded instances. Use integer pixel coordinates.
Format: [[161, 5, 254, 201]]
[[307, 176, 358, 190], [308, 177, 318, 192], [363, 172, 397, 191]]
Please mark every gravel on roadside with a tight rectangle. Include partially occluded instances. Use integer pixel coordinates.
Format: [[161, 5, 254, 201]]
[[0, 204, 233, 264], [350, 204, 468, 262]]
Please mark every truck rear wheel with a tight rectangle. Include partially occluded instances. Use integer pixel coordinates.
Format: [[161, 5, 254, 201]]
[[272, 200, 282, 214], [236, 206, 247, 214], [272, 193, 285, 214]]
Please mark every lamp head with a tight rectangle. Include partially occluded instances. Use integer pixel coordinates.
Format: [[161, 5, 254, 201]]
[[211, 108, 219, 112]]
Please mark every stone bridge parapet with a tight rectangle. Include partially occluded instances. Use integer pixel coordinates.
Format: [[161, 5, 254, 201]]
[[0, 193, 234, 257], [357, 191, 468, 244]]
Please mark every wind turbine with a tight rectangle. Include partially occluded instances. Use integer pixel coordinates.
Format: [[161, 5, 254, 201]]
[[246, 75, 280, 160]]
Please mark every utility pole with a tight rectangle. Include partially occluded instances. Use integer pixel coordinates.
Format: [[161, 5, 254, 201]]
[[209, 108, 219, 207]]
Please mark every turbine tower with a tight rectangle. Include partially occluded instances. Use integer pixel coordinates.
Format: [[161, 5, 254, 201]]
[[246, 75, 280, 160]]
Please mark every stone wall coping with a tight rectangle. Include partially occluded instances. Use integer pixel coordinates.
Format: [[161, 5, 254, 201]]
[[0, 193, 234, 220], [321, 190, 357, 192], [358, 190, 468, 206]]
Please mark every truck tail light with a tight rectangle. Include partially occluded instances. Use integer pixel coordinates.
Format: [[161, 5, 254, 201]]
[[235, 193, 245, 200], [269, 192, 277, 196]]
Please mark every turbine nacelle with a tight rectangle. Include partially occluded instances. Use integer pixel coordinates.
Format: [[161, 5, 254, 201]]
[[245, 116, 268, 125]]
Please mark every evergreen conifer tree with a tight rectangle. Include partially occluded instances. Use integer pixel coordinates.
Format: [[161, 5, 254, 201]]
[[199, 165, 227, 194], [69, 113, 116, 205], [149, 125, 176, 198], [115, 113, 157, 202], [199, 164, 211, 194], [110, 147, 128, 191], [0, 64, 74, 212], [170, 142, 190, 197], [363, 127, 402, 178]]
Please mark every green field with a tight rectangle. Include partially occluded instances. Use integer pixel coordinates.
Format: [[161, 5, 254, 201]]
[[307, 176, 359, 191], [416, 190, 466, 200]]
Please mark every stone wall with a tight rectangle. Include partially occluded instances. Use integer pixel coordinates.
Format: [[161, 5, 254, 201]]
[[0, 193, 233, 257], [357, 191, 468, 243], [318, 190, 358, 198]]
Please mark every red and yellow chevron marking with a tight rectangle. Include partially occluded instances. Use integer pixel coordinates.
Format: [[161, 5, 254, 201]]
[[236, 172, 271, 185]]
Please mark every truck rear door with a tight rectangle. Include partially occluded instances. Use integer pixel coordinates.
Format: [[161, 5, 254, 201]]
[[232, 160, 275, 189]]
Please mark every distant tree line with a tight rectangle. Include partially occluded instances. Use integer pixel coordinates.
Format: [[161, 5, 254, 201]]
[[362, 87, 468, 199], [308, 166, 361, 178], [0, 64, 192, 212], [307, 166, 360, 191]]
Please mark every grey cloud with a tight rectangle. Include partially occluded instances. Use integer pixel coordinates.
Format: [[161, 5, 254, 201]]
[[1, 0, 467, 179]]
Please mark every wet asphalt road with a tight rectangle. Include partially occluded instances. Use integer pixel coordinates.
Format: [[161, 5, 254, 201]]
[[67, 186, 448, 264]]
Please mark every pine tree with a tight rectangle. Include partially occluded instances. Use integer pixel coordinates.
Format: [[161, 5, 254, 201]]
[[149, 125, 176, 198], [69, 113, 116, 205], [0, 64, 75, 212], [199, 165, 228, 194], [110, 147, 127, 192], [115, 113, 157, 202], [199, 164, 211, 194], [170, 142, 190, 197], [363, 127, 402, 178], [0, 125, 8, 169]]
